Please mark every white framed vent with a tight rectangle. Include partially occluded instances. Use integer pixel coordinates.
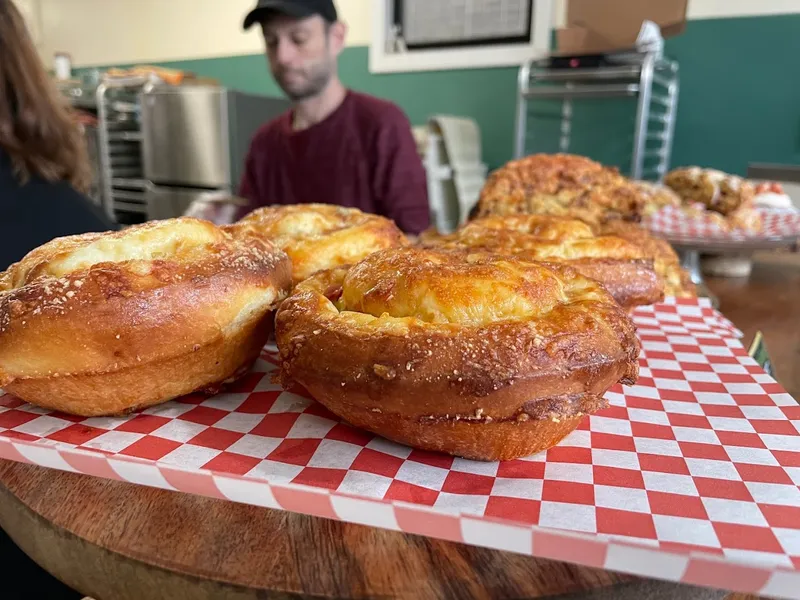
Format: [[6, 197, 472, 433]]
[[370, 0, 553, 73]]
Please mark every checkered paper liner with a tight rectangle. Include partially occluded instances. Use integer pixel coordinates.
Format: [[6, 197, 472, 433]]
[[1, 298, 799, 598], [645, 206, 800, 243]]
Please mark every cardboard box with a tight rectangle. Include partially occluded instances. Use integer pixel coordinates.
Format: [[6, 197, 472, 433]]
[[556, 0, 687, 55]]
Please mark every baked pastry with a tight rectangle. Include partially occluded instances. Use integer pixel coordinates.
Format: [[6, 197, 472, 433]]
[[476, 154, 646, 225], [598, 220, 696, 298], [0, 218, 292, 416], [664, 167, 755, 215], [633, 181, 681, 216], [276, 247, 640, 461], [454, 214, 595, 242], [239, 204, 408, 284], [416, 215, 595, 250], [417, 226, 448, 245], [423, 215, 664, 309], [664, 167, 761, 232]]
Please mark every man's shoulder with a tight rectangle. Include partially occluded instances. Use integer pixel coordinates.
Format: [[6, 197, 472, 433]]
[[349, 91, 410, 128]]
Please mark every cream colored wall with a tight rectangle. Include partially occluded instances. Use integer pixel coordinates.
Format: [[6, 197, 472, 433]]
[[688, 0, 800, 20], [12, 0, 43, 46], [16, 0, 800, 69], [25, 0, 371, 68]]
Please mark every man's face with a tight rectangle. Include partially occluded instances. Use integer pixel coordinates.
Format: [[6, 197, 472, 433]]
[[261, 14, 343, 101]]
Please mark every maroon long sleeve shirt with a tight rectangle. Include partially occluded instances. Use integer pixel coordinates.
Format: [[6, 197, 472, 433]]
[[238, 91, 430, 234]]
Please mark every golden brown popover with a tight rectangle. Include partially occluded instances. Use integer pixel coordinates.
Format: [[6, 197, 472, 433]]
[[633, 181, 682, 216], [457, 214, 596, 241], [276, 247, 640, 461], [417, 214, 594, 250], [239, 204, 408, 284], [0, 218, 292, 416], [476, 153, 647, 225], [664, 167, 761, 233], [423, 215, 664, 310], [598, 220, 696, 298]]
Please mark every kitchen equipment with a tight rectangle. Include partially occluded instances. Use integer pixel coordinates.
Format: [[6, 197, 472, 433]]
[[514, 50, 679, 181], [93, 76, 288, 223], [95, 75, 154, 222], [141, 85, 288, 220], [144, 186, 227, 222]]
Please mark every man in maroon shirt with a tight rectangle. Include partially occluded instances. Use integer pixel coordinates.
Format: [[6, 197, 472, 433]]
[[239, 0, 430, 234]]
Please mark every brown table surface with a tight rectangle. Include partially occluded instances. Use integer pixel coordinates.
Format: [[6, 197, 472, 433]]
[[704, 252, 800, 400], [1, 252, 798, 600]]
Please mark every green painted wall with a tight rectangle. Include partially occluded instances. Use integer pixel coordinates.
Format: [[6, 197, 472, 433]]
[[101, 14, 800, 176], [666, 15, 800, 175]]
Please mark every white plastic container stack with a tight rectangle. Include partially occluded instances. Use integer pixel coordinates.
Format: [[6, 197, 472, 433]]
[[416, 115, 488, 233]]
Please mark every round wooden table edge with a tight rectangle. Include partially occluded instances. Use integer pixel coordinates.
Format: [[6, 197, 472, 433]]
[[0, 462, 308, 600], [0, 460, 743, 600]]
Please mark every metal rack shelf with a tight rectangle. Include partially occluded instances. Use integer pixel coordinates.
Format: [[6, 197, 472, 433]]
[[110, 177, 149, 189], [522, 83, 640, 99], [95, 74, 158, 223], [514, 52, 679, 180], [528, 65, 641, 82], [107, 131, 143, 142]]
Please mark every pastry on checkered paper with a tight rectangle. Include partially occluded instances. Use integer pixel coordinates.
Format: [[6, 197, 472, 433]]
[[239, 203, 408, 285], [422, 215, 664, 310], [275, 247, 640, 461], [0, 217, 292, 416], [664, 167, 761, 233], [631, 181, 682, 216]]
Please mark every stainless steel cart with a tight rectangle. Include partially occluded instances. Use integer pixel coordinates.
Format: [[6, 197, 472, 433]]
[[514, 51, 679, 180]]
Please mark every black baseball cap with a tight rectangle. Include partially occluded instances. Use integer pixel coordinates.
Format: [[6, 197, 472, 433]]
[[243, 0, 338, 30]]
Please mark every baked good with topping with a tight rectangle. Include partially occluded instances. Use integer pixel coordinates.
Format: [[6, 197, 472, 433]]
[[476, 153, 647, 225], [451, 214, 596, 242], [239, 204, 408, 284], [0, 218, 292, 416], [423, 215, 664, 310], [633, 181, 681, 216], [664, 167, 761, 232], [276, 247, 640, 461], [416, 214, 593, 248], [598, 220, 696, 298]]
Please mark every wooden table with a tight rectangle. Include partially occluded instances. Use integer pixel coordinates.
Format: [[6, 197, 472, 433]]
[[705, 252, 800, 400], [1, 253, 798, 600]]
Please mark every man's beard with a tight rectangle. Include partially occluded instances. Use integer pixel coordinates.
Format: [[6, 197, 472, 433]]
[[275, 60, 333, 101]]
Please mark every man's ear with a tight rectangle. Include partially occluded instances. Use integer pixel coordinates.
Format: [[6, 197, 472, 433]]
[[329, 20, 347, 55]]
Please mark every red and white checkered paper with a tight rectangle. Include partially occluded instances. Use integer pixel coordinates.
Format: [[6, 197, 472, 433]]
[[1, 298, 799, 598], [645, 206, 800, 243]]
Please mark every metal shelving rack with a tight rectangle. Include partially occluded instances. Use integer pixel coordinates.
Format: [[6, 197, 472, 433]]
[[514, 52, 679, 180], [95, 75, 157, 223], [57, 80, 103, 206]]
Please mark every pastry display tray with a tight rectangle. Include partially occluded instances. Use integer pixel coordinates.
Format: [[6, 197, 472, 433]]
[[646, 206, 800, 250], [1, 298, 799, 599]]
